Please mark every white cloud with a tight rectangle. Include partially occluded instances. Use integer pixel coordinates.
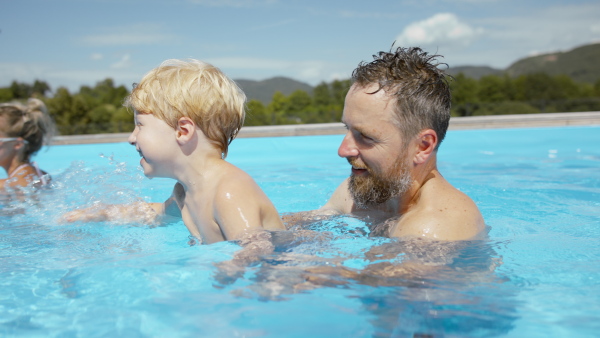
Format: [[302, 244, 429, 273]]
[[394, 13, 482, 49], [90, 53, 103, 61], [81, 23, 176, 46], [464, 3, 600, 67], [110, 54, 132, 69]]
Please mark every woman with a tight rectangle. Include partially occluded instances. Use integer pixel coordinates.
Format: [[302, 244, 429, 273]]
[[0, 98, 54, 192]]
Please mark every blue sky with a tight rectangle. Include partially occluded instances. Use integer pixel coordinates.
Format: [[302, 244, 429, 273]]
[[1, 0, 599, 93]]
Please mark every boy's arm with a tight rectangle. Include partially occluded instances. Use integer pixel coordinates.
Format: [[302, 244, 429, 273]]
[[213, 176, 283, 241], [61, 183, 183, 225]]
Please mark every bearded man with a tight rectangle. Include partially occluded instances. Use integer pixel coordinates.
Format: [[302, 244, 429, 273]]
[[306, 47, 484, 241]]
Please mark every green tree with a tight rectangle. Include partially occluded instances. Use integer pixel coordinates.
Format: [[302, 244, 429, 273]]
[[111, 107, 133, 133], [267, 91, 288, 125], [477, 75, 512, 102], [450, 73, 479, 116], [330, 79, 350, 107], [245, 99, 270, 126], [313, 82, 332, 107], [285, 90, 312, 123], [32, 80, 51, 96], [0, 88, 14, 102], [10, 81, 32, 99], [46, 87, 73, 134]]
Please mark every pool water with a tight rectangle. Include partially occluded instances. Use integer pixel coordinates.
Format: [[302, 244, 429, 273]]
[[1, 126, 599, 337]]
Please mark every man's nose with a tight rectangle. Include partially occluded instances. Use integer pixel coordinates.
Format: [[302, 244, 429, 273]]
[[338, 132, 359, 158]]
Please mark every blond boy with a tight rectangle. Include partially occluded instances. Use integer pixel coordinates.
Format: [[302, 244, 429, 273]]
[[64, 59, 284, 243]]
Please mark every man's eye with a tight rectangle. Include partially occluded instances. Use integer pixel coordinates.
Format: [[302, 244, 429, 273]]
[[360, 133, 374, 141]]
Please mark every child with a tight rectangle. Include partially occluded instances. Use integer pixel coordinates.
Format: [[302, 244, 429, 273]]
[[64, 59, 285, 244], [0, 98, 53, 192]]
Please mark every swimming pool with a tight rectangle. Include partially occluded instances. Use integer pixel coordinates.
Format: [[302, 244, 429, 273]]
[[1, 125, 599, 337]]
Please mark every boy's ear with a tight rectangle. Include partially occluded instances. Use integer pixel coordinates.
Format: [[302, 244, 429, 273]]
[[412, 129, 438, 164], [175, 117, 196, 144]]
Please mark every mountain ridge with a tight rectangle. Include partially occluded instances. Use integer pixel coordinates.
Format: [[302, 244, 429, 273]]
[[236, 43, 600, 104]]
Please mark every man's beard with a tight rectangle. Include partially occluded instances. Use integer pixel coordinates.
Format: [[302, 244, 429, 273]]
[[348, 157, 413, 209]]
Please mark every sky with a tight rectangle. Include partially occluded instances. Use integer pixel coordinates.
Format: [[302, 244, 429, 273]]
[[1, 0, 599, 93]]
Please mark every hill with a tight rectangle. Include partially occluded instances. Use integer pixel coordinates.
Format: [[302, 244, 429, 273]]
[[446, 66, 503, 79], [234, 76, 314, 105], [447, 43, 600, 83], [506, 43, 600, 83], [233, 43, 600, 105]]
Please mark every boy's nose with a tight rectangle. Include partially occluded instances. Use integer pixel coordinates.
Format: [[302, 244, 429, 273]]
[[127, 130, 136, 145]]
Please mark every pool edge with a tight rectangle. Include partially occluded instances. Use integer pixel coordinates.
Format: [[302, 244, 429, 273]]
[[52, 111, 600, 145]]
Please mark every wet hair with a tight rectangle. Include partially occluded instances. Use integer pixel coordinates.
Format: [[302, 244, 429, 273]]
[[0, 98, 55, 161], [125, 59, 246, 158], [351, 46, 451, 149]]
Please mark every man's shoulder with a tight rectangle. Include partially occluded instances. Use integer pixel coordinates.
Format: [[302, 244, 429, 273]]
[[391, 181, 484, 241]]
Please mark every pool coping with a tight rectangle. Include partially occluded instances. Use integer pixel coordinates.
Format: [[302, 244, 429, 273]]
[[52, 111, 600, 145]]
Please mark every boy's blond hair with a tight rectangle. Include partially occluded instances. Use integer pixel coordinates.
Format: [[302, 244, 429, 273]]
[[126, 59, 246, 158]]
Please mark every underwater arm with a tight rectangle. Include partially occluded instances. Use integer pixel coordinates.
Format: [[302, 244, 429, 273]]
[[61, 183, 183, 225], [61, 201, 162, 225]]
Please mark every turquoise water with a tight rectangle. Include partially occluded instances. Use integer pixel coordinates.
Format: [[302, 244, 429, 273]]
[[1, 126, 599, 337]]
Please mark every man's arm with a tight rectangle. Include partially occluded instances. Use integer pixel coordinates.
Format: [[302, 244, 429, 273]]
[[282, 179, 353, 228], [318, 178, 353, 214]]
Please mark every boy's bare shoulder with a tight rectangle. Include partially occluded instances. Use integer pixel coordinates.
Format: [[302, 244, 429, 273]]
[[211, 162, 266, 200]]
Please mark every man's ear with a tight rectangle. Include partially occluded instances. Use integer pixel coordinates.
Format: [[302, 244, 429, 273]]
[[413, 129, 438, 164], [175, 117, 196, 144]]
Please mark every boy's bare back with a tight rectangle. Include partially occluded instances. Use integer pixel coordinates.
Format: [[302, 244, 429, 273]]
[[167, 159, 283, 244]]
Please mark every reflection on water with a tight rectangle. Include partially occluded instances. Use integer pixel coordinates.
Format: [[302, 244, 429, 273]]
[[7, 131, 600, 337], [1, 162, 519, 337], [212, 215, 519, 337]]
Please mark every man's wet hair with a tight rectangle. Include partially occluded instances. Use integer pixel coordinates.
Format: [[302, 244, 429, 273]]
[[352, 46, 451, 149]]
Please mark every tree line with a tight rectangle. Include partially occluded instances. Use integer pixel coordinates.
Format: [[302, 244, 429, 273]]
[[1, 73, 599, 135], [0, 79, 131, 135], [451, 72, 600, 116]]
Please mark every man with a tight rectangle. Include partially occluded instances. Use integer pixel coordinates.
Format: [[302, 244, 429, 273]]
[[305, 47, 484, 241]]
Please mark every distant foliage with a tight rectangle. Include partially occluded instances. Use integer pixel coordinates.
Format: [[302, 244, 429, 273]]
[[1, 73, 598, 135], [0, 79, 132, 136], [450, 72, 600, 116], [244, 79, 350, 126]]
